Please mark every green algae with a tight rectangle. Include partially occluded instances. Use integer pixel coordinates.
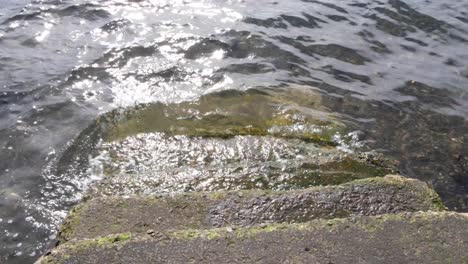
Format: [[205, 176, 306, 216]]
[[60, 175, 446, 243], [70, 233, 132, 250], [39, 233, 133, 264], [431, 195, 446, 210], [96, 88, 347, 146], [279, 157, 396, 188], [57, 206, 83, 242], [323, 157, 391, 176], [105, 108, 341, 145], [425, 187, 446, 211], [60, 212, 460, 246], [37, 212, 468, 264]]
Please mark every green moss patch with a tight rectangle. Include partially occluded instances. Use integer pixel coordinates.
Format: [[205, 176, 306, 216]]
[[93, 88, 347, 146]]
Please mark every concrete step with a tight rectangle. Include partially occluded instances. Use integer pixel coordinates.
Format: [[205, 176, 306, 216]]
[[99, 87, 347, 143], [56, 86, 397, 197], [59, 175, 444, 242], [89, 132, 396, 196], [55, 87, 363, 178], [39, 212, 468, 264]]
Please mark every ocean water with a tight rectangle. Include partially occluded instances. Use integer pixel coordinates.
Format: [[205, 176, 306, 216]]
[[0, 0, 467, 263]]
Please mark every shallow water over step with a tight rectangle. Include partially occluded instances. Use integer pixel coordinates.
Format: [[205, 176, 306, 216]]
[[0, 0, 467, 263], [57, 88, 395, 196], [93, 133, 391, 196]]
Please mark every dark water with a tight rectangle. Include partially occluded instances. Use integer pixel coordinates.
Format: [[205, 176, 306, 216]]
[[0, 0, 467, 263]]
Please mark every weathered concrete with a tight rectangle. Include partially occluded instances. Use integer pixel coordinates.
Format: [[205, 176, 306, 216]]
[[41, 86, 461, 264], [39, 212, 468, 264], [59, 175, 443, 242]]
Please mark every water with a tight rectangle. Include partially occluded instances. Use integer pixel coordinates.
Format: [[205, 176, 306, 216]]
[[0, 0, 466, 263]]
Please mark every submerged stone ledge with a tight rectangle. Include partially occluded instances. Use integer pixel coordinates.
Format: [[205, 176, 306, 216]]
[[100, 88, 346, 144], [55, 87, 381, 194], [89, 133, 396, 196], [58, 175, 443, 242], [56, 87, 352, 177], [39, 212, 468, 264], [56, 86, 397, 196]]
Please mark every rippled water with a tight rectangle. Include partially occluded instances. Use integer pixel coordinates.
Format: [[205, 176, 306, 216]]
[[0, 0, 467, 263]]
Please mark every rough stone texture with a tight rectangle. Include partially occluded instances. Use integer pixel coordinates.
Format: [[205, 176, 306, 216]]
[[42, 86, 463, 264], [39, 212, 468, 264], [59, 175, 443, 242]]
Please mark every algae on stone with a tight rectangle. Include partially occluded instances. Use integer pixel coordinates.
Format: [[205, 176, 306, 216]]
[[96, 87, 347, 144], [57, 175, 443, 242], [39, 212, 468, 264]]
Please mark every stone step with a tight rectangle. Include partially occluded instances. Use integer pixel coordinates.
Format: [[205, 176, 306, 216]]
[[89, 133, 396, 196], [59, 175, 444, 242], [100, 87, 347, 143], [55, 87, 360, 178], [55, 86, 398, 197], [39, 212, 468, 264]]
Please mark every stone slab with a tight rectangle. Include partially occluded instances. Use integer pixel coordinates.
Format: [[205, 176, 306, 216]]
[[40, 212, 468, 264], [59, 175, 444, 241]]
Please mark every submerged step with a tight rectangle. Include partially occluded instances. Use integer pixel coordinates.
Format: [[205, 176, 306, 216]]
[[55, 87, 361, 178], [100, 87, 346, 143], [59, 175, 444, 242], [89, 133, 396, 196], [56, 86, 397, 197], [40, 212, 468, 264]]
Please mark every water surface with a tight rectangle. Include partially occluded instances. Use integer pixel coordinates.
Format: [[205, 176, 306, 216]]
[[0, 0, 467, 263]]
